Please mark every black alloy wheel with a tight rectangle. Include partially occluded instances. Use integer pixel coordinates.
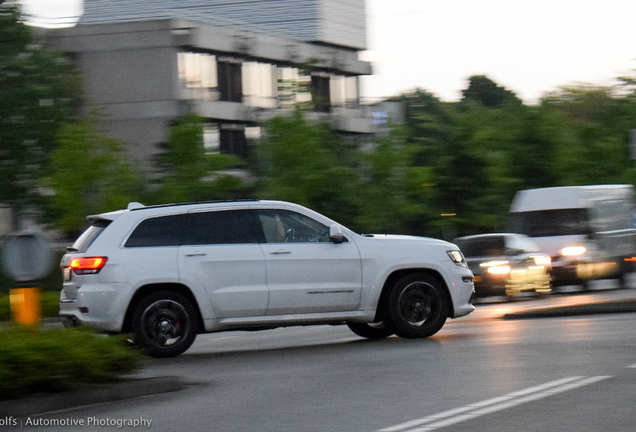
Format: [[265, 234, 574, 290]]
[[385, 273, 450, 339]]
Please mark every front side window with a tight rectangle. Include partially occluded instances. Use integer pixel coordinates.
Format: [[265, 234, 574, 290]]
[[183, 210, 264, 245], [258, 210, 329, 243]]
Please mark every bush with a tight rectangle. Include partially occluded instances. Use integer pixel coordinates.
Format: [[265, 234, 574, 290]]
[[0, 326, 143, 400]]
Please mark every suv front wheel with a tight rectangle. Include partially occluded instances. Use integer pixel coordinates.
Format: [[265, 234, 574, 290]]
[[385, 273, 449, 339], [346, 321, 394, 339], [132, 291, 199, 358]]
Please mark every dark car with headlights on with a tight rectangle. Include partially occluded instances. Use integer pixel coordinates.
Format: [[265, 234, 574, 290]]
[[453, 233, 551, 298]]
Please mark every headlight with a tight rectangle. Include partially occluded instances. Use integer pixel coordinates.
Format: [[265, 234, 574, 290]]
[[447, 250, 467, 268], [487, 265, 511, 275], [560, 246, 586, 257], [480, 260, 510, 275], [480, 260, 508, 268], [533, 256, 551, 266]]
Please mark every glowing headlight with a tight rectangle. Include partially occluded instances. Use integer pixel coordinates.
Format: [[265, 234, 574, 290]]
[[533, 256, 551, 266], [487, 265, 511, 275], [480, 260, 508, 268], [480, 260, 511, 275], [561, 246, 586, 257], [447, 250, 467, 267]]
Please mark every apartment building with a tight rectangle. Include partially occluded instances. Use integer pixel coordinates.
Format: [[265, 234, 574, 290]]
[[45, 0, 377, 168]]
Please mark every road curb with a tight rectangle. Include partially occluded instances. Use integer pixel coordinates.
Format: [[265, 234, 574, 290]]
[[503, 299, 636, 320], [0, 376, 185, 417]]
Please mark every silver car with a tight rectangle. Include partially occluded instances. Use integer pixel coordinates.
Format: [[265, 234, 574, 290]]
[[453, 233, 551, 299]]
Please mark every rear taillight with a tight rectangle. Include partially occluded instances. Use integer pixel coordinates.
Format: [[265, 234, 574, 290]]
[[68, 257, 108, 275]]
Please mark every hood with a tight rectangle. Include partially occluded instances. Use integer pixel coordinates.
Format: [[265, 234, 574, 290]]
[[368, 234, 453, 247]]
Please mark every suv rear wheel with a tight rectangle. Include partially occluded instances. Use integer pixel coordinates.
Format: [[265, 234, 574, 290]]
[[385, 273, 449, 339], [132, 291, 199, 358]]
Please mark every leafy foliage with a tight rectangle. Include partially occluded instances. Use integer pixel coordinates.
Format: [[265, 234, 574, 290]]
[[48, 115, 140, 234], [0, 326, 142, 400], [256, 110, 360, 226], [0, 1, 79, 217], [461, 75, 522, 109], [152, 113, 246, 204]]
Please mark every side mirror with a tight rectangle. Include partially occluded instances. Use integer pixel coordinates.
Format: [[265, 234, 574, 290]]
[[329, 225, 346, 243]]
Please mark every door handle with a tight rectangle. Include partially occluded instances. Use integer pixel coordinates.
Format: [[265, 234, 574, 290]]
[[270, 249, 291, 255], [185, 252, 207, 257]]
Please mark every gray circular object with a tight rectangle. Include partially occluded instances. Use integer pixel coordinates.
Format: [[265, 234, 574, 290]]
[[1, 230, 53, 282]]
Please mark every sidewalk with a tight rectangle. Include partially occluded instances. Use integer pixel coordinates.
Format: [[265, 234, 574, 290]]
[[503, 296, 636, 319], [0, 376, 185, 417]]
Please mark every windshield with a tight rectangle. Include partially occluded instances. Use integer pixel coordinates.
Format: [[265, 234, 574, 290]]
[[510, 209, 589, 237], [454, 236, 505, 257]]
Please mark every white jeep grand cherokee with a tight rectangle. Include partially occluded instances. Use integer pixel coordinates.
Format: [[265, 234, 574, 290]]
[[60, 200, 474, 357]]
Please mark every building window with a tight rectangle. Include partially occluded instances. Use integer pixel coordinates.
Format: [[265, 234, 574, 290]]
[[311, 75, 331, 113], [178, 52, 218, 100], [203, 125, 220, 154], [330, 76, 359, 108], [220, 127, 247, 157], [218, 60, 243, 102], [243, 62, 277, 108], [277, 67, 311, 109], [245, 126, 261, 141]]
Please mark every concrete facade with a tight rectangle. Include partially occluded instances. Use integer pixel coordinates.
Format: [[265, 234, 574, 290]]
[[78, 0, 367, 50], [46, 2, 378, 169]]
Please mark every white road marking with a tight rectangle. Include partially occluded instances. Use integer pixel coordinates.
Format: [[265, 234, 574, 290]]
[[627, 364, 636, 368], [377, 376, 613, 432]]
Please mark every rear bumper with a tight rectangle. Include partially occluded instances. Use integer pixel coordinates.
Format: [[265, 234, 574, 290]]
[[59, 282, 132, 333]]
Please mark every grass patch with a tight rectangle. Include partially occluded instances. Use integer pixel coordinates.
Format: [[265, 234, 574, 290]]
[[0, 326, 143, 400]]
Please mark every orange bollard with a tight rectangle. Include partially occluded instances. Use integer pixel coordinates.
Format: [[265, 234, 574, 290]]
[[9, 287, 41, 327]]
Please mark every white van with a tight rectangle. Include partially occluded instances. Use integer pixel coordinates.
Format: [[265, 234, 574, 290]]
[[509, 185, 636, 288]]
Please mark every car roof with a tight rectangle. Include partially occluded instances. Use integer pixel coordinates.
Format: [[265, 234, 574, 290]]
[[86, 200, 338, 226]]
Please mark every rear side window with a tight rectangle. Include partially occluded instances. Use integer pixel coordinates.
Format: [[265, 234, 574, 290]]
[[71, 220, 111, 252], [182, 210, 265, 245], [125, 214, 186, 247]]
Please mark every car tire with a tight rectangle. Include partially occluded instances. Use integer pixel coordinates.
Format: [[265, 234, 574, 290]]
[[347, 322, 394, 339], [385, 273, 449, 339], [132, 291, 199, 358]]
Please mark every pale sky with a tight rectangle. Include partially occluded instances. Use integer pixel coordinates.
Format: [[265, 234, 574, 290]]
[[18, 0, 636, 104]]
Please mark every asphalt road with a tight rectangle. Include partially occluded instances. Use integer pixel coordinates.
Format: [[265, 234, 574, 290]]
[[9, 285, 636, 432]]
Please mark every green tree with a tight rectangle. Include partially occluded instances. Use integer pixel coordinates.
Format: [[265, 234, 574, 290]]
[[256, 110, 360, 227], [0, 0, 79, 222], [152, 113, 245, 203], [541, 85, 636, 186], [398, 88, 524, 237], [355, 130, 436, 235], [49, 115, 139, 235], [461, 75, 522, 109]]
